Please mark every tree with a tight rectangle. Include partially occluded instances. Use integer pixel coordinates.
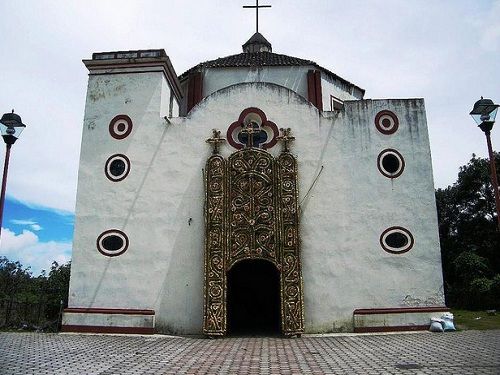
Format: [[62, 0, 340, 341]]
[[436, 152, 500, 309], [0, 257, 32, 326], [45, 261, 71, 323], [0, 257, 71, 329]]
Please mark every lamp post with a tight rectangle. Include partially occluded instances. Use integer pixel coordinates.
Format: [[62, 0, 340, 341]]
[[470, 97, 500, 231], [0, 110, 26, 237]]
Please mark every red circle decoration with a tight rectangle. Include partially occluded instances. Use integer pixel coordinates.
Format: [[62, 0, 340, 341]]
[[109, 115, 133, 139], [380, 226, 414, 254], [96, 229, 129, 257], [375, 110, 399, 134], [226, 107, 279, 150], [377, 149, 405, 179], [104, 154, 131, 182]]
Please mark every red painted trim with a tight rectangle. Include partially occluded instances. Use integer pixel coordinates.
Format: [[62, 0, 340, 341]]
[[354, 325, 429, 333], [354, 306, 449, 315], [0, 144, 12, 237], [109, 115, 133, 140], [64, 308, 154, 315], [226, 107, 279, 150], [187, 71, 203, 113], [375, 110, 399, 135], [187, 75, 195, 113], [61, 325, 155, 334], [314, 70, 323, 111], [307, 70, 317, 108], [227, 120, 245, 150], [307, 70, 323, 111], [193, 71, 203, 106]]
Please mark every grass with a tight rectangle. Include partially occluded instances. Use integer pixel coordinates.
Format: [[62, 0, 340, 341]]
[[451, 309, 500, 330]]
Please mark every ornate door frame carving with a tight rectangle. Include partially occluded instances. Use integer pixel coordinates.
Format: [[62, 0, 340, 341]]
[[203, 127, 304, 337]]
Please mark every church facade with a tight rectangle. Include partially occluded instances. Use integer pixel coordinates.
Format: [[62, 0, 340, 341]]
[[62, 33, 447, 335]]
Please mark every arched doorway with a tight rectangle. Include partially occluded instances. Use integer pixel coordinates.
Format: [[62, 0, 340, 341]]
[[227, 260, 280, 335]]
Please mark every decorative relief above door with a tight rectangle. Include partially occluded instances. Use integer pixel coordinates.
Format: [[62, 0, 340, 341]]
[[203, 108, 304, 336]]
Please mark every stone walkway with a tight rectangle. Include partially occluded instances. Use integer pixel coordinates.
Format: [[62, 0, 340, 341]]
[[0, 330, 499, 374]]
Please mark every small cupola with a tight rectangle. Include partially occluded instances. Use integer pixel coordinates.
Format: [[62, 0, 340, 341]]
[[242, 32, 272, 53]]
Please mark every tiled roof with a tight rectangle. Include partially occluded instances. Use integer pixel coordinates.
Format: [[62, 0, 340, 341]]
[[179, 52, 364, 94]]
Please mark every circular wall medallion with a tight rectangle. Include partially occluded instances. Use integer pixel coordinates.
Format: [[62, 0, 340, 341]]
[[375, 110, 399, 134], [377, 149, 405, 178], [380, 226, 414, 254], [96, 229, 129, 257], [109, 115, 133, 139], [105, 154, 131, 182]]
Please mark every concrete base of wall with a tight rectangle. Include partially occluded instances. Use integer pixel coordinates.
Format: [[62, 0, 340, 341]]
[[353, 306, 449, 333], [62, 308, 155, 334]]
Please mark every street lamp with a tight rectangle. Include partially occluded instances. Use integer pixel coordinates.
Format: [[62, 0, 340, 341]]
[[470, 97, 500, 231], [0, 110, 26, 237]]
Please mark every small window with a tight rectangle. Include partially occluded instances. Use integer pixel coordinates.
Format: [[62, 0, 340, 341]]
[[380, 227, 414, 254], [330, 95, 343, 111], [377, 149, 405, 179], [97, 229, 129, 257], [105, 154, 131, 182]]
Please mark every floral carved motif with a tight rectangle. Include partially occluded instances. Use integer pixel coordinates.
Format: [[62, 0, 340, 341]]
[[227, 149, 279, 269], [203, 129, 304, 337], [277, 152, 304, 334], [203, 155, 226, 335]]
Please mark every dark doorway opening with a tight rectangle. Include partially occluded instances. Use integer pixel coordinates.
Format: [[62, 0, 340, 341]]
[[227, 259, 280, 336]]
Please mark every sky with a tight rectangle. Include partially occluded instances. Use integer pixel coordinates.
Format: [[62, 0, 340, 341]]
[[0, 0, 499, 275]]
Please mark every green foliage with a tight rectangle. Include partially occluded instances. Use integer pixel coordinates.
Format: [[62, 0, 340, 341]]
[[452, 309, 500, 330], [0, 257, 71, 330], [436, 152, 500, 310]]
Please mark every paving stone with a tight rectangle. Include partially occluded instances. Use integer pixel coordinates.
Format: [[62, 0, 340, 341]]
[[0, 331, 499, 374]]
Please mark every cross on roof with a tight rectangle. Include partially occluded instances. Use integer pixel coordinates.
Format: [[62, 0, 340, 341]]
[[277, 127, 295, 152], [243, 0, 271, 34], [206, 129, 226, 154]]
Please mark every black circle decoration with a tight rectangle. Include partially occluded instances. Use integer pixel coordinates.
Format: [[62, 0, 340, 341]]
[[375, 110, 399, 134], [97, 229, 129, 257], [109, 115, 133, 139], [105, 154, 130, 182], [377, 149, 405, 178], [380, 227, 414, 254]]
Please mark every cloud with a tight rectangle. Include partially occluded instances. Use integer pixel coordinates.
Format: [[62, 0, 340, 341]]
[[1, 228, 38, 251], [10, 219, 37, 225], [30, 224, 42, 231], [0, 228, 71, 276], [10, 218, 43, 232]]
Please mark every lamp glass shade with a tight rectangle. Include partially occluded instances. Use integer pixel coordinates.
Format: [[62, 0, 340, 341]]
[[470, 98, 499, 125], [0, 122, 25, 139]]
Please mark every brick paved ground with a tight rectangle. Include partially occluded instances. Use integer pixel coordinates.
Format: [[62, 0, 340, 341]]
[[0, 330, 499, 374]]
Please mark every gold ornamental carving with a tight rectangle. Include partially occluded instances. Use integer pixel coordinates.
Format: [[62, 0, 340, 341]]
[[203, 127, 304, 336]]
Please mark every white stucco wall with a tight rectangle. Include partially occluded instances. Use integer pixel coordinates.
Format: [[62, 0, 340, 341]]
[[69, 76, 444, 334], [202, 66, 362, 108], [202, 66, 311, 102], [321, 75, 364, 109]]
